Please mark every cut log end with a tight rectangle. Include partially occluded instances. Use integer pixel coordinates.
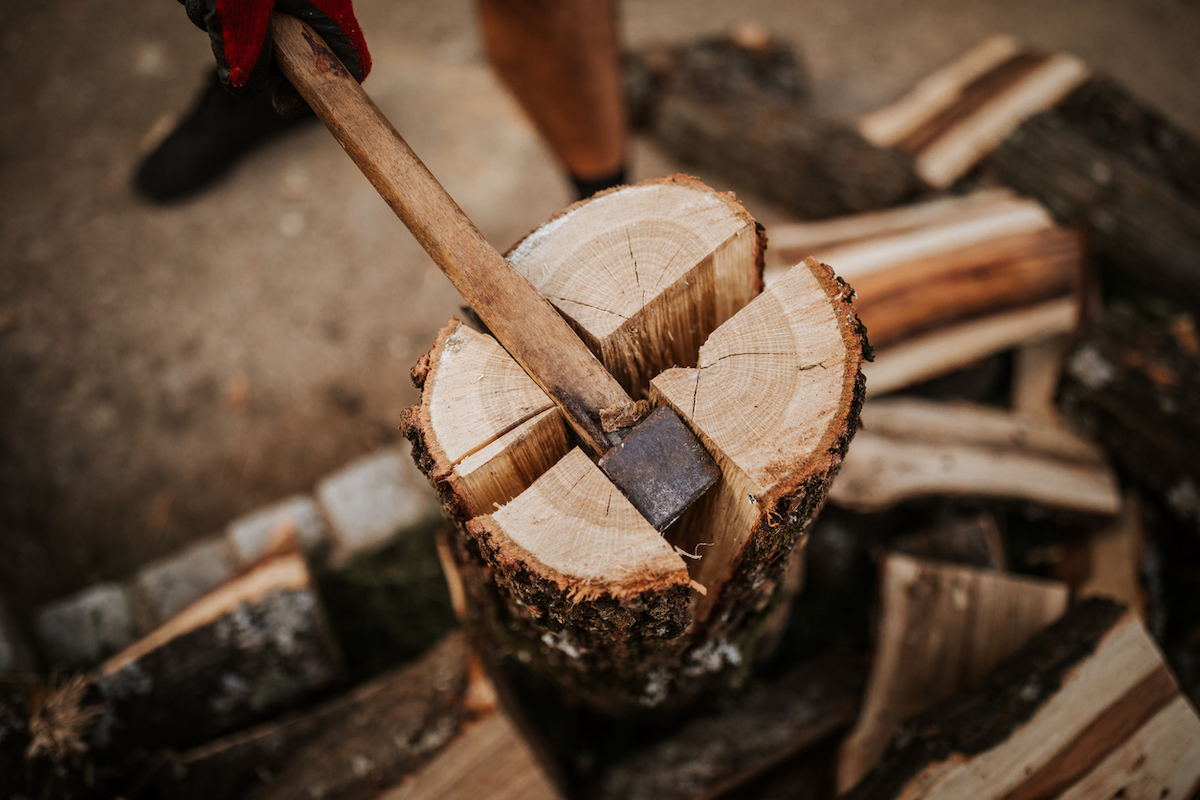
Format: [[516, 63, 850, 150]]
[[405, 177, 866, 709]]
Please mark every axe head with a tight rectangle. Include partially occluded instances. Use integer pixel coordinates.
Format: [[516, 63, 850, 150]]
[[598, 406, 722, 531]]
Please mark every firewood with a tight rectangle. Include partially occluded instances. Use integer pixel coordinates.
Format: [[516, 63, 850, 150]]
[[1010, 334, 1069, 423], [1060, 307, 1200, 530], [7, 552, 340, 798], [829, 398, 1121, 516], [766, 189, 1083, 395], [836, 554, 1069, 792], [989, 78, 1200, 310], [158, 632, 488, 799], [377, 710, 563, 800], [626, 30, 917, 219], [841, 598, 1200, 800], [891, 511, 1006, 570], [863, 297, 1079, 396], [1070, 491, 1148, 617], [857, 35, 1090, 188], [404, 177, 867, 710], [94, 551, 340, 748], [593, 647, 865, 800]]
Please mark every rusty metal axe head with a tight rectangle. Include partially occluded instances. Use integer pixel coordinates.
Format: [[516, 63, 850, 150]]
[[598, 406, 722, 530]]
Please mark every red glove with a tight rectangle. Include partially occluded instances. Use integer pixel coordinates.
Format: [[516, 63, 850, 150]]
[[180, 0, 371, 97]]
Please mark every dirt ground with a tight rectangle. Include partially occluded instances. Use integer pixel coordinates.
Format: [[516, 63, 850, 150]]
[[2, 0, 1198, 617]]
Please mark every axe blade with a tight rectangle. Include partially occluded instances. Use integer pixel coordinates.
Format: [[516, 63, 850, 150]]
[[598, 407, 722, 531]]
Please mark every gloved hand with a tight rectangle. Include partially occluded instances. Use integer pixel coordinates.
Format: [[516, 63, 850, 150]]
[[179, 0, 371, 107]]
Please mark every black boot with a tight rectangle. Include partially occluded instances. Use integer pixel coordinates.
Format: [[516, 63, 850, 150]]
[[570, 166, 628, 201], [134, 72, 311, 202]]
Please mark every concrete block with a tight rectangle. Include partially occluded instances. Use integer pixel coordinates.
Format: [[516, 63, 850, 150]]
[[0, 599, 36, 673], [317, 444, 439, 564], [35, 583, 137, 668], [226, 494, 329, 565], [135, 536, 237, 625]]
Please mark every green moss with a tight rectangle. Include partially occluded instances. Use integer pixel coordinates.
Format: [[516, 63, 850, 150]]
[[316, 521, 458, 683]]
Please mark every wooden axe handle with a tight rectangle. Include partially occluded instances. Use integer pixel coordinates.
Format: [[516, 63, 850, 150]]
[[270, 12, 629, 455]]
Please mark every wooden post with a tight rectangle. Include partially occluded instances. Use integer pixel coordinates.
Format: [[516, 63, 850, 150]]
[[404, 176, 867, 710]]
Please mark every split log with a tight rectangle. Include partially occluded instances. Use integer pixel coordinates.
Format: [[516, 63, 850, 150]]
[[377, 708, 563, 800], [8, 552, 340, 798], [592, 647, 864, 800], [404, 176, 867, 710], [841, 598, 1200, 800], [1060, 307, 1200, 531], [626, 29, 917, 219], [1065, 491, 1148, 617], [857, 35, 1090, 189], [829, 398, 1121, 516], [1010, 334, 1069, 423], [94, 551, 340, 748], [989, 78, 1200, 311], [766, 189, 1084, 395], [158, 632, 498, 800], [836, 554, 1069, 792], [891, 511, 1006, 570]]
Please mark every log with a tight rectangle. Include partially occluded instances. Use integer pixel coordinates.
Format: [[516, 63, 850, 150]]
[[988, 80, 1200, 311], [8, 552, 340, 798], [376, 710, 563, 800], [1060, 307, 1200, 530], [1010, 334, 1069, 423], [1069, 491, 1148, 617], [829, 398, 1122, 516], [765, 189, 1084, 395], [403, 176, 867, 710], [841, 598, 1200, 800], [836, 554, 1069, 792], [891, 511, 1006, 570], [158, 632, 495, 800], [857, 35, 1090, 188], [627, 29, 917, 219], [592, 647, 865, 800]]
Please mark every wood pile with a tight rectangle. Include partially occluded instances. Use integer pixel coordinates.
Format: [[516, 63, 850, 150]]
[[6, 28, 1200, 800]]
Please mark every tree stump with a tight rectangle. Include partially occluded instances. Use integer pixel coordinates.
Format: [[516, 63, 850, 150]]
[[403, 175, 867, 710]]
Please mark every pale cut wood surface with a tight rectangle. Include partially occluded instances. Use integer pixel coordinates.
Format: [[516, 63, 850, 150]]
[[915, 52, 1090, 188], [1054, 696, 1200, 800], [506, 176, 761, 396], [843, 602, 1199, 800], [894, 614, 1181, 800], [788, 193, 1054, 284], [270, 13, 631, 455], [382, 712, 563, 800], [848, 226, 1081, 348], [1010, 334, 1068, 422], [836, 553, 1068, 792], [476, 448, 689, 600], [653, 257, 864, 618], [1076, 491, 1147, 616], [829, 398, 1121, 515], [412, 320, 567, 517], [858, 397, 1105, 464], [863, 296, 1079, 396], [857, 35, 1022, 148], [765, 187, 1021, 273]]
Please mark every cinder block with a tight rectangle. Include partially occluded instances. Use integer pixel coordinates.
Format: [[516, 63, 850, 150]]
[[135, 536, 237, 625], [317, 444, 439, 564], [35, 583, 137, 668], [226, 494, 329, 565], [0, 599, 36, 673]]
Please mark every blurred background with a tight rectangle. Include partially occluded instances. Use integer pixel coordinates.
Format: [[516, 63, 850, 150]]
[[2, 0, 1198, 619]]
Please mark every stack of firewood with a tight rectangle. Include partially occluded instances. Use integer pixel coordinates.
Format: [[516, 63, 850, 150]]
[[4, 29, 1199, 800]]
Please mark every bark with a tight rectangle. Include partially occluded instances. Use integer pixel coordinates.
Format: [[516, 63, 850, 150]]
[[842, 598, 1200, 800]]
